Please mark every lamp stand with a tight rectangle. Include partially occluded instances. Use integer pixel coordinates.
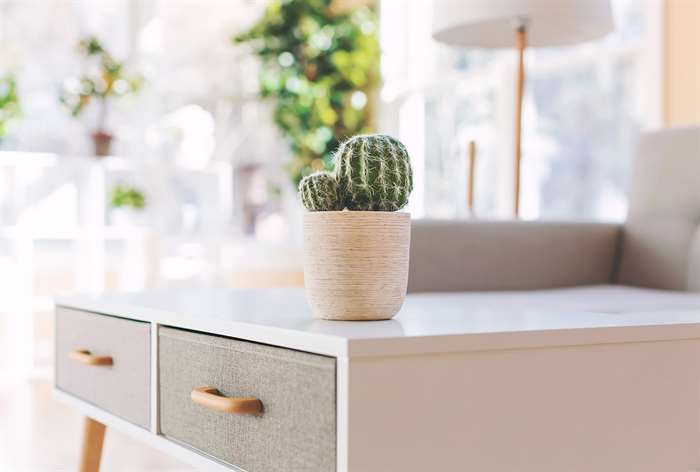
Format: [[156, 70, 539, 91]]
[[513, 24, 527, 217], [467, 140, 477, 215]]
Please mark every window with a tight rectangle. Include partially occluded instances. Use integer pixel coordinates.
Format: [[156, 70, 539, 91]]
[[380, 0, 661, 221]]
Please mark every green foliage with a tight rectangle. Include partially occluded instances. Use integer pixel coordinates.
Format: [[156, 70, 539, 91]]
[[234, 0, 379, 184], [299, 171, 341, 211], [0, 73, 21, 140], [110, 185, 146, 210], [60, 36, 142, 132], [299, 134, 413, 212]]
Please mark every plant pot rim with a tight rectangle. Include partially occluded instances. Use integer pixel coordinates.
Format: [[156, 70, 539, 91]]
[[304, 210, 410, 216]]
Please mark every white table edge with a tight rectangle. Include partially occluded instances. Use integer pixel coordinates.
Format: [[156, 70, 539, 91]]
[[54, 297, 700, 359]]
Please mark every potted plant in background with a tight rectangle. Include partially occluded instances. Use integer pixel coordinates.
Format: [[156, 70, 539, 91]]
[[0, 73, 21, 144], [300, 134, 413, 321], [60, 36, 141, 157], [233, 0, 379, 185], [110, 184, 146, 226]]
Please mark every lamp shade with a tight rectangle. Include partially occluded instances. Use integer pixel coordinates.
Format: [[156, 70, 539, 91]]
[[432, 0, 614, 48]]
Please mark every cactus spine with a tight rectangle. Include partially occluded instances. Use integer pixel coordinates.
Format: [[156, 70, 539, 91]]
[[299, 134, 413, 212], [299, 171, 341, 211]]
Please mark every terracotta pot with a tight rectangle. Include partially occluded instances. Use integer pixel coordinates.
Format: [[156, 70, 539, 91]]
[[303, 211, 411, 321], [91, 132, 113, 157]]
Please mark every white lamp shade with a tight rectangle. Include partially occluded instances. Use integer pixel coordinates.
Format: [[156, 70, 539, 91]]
[[432, 0, 614, 48]]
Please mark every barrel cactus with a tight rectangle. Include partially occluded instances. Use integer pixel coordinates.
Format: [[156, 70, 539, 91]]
[[299, 171, 342, 211], [298, 134, 413, 212], [335, 134, 412, 211]]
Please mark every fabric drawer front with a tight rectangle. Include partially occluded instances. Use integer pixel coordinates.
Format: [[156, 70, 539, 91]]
[[159, 327, 336, 472], [55, 307, 151, 429]]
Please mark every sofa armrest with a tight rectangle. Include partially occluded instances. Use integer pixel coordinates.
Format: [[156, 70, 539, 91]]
[[408, 220, 621, 293]]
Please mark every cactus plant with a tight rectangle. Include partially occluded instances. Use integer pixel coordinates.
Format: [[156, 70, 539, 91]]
[[335, 134, 412, 211], [299, 171, 341, 211], [299, 134, 412, 212]]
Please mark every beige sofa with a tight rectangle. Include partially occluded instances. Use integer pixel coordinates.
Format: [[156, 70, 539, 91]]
[[409, 126, 700, 308]]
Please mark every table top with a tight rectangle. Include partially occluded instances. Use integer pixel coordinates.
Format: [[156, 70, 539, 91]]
[[56, 285, 700, 358]]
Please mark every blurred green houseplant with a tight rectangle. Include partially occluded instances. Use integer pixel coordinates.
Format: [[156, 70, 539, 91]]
[[60, 36, 141, 156], [234, 0, 379, 184], [0, 73, 21, 141], [110, 184, 146, 210]]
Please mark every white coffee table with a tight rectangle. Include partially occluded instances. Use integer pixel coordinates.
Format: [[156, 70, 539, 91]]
[[55, 286, 700, 472]]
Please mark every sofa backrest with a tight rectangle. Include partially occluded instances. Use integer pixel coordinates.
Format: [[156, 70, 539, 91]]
[[617, 126, 700, 292], [408, 220, 620, 292]]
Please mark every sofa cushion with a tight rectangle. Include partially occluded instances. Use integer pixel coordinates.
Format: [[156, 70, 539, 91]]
[[618, 126, 700, 291]]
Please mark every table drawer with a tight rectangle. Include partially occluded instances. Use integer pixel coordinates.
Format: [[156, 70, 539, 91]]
[[159, 327, 336, 472], [55, 307, 150, 429]]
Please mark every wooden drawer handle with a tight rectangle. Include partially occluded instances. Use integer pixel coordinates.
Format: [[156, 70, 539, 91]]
[[191, 387, 262, 415], [70, 349, 113, 366]]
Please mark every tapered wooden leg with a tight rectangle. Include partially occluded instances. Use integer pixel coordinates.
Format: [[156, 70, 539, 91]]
[[79, 417, 106, 472]]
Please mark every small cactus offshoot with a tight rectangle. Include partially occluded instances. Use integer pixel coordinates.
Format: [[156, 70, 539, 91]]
[[299, 171, 341, 211], [298, 134, 412, 212]]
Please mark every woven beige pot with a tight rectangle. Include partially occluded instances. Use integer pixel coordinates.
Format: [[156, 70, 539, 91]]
[[303, 211, 411, 321]]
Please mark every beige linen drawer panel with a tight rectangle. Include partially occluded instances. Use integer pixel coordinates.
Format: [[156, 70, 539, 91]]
[[55, 307, 151, 429], [159, 327, 336, 472]]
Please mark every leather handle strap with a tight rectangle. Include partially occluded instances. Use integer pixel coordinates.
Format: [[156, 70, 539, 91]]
[[190, 386, 262, 415], [70, 349, 113, 366]]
